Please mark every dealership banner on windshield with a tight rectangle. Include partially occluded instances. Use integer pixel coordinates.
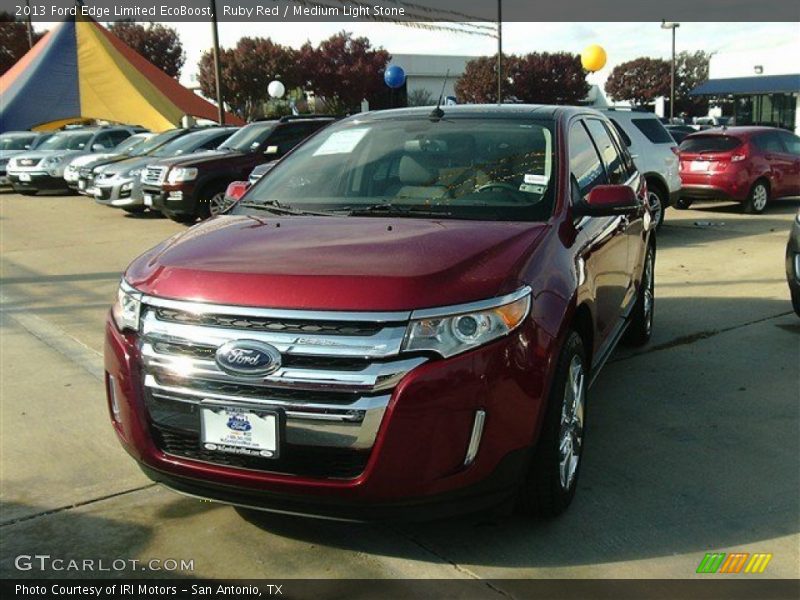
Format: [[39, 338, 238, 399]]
[[3, 0, 800, 22]]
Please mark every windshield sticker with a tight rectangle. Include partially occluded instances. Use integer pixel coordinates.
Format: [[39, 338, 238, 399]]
[[524, 173, 548, 185], [313, 128, 369, 156]]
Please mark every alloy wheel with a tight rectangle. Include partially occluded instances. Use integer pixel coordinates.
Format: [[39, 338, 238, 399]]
[[643, 252, 654, 335], [558, 355, 585, 491], [752, 184, 768, 212], [647, 190, 663, 227], [209, 192, 229, 216]]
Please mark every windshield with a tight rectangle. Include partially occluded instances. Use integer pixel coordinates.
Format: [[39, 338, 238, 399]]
[[37, 132, 93, 151], [113, 135, 148, 155], [0, 134, 36, 151], [220, 123, 275, 152], [131, 130, 184, 156], [237, 117, 556, 222], [151, 130, 220, 157], [680, 136, 742, 153]]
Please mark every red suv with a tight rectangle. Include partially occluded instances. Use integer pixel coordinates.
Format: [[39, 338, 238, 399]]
[[677, 127, 800, 213], [105, 105, 656, 520]]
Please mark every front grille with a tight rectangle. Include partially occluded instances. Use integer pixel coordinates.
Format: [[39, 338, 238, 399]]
[[154, 307, 384, 336], [151, 424, 369, 479], [138, 297, 422, 479], [18, 158, 40, 167], [142, 165, 167, 186]]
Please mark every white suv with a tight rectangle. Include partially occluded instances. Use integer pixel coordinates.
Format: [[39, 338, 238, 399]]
[[600, 109, 681, 228]]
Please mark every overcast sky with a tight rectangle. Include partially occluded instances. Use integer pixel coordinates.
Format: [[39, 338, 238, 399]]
[[35, 20, 800, 89]]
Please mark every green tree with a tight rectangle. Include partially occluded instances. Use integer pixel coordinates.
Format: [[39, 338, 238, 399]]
[[0, 12, 45, 76], [674, 50, 710, 117], [605, 57, 671, 106], [108, 21, 185, 79]]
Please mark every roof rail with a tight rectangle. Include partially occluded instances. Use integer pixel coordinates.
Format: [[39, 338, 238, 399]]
[[278, 114, 338, 123]]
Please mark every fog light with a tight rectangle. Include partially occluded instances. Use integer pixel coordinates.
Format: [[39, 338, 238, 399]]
[[120, 182, 132, 192], [464, 410, 486, 466], [107, 374, 120, 422]]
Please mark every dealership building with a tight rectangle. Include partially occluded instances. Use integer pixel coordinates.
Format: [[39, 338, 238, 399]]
[[691, 42, 800, 133]]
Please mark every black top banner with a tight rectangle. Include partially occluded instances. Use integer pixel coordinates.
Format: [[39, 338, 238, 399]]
[[3, 0, 800, 23]]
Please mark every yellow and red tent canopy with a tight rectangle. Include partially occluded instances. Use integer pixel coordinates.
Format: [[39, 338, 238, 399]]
[[0, 17, 242, 133]]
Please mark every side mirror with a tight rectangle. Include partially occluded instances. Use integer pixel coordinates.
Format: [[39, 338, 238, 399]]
[[224, 181, 249, 204], [575, 185, 640, 217], [91, 143, 105, 152]]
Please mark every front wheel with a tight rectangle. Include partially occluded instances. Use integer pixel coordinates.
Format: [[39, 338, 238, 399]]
[[208, 191, 231, 217], [646, 182, 666, 229], [516, 331, 587, 518], [624, 245, 655, 346], [744, 180, 769, 214]]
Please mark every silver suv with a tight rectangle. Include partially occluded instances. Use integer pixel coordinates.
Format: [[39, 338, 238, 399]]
[[7, 126, 140, 195], [600, 109, 681, 228]]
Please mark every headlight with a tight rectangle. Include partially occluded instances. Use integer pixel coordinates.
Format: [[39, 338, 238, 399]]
[[111, 281, 142, 332], [401, 287, 531, 358], [167, 167, 198, 183], [43, 156, 63, 166]]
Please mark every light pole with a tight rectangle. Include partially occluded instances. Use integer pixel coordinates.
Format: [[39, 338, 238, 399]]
[[210, 0, 225, 124], [661, 20, 680, 121], [497, 0, 502, 104]]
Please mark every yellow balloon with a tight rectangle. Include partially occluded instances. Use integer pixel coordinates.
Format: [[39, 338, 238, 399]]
[[581, 45, 607, 72]]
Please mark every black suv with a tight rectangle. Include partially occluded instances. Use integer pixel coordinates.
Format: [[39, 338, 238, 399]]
[[142, 116, 334, 222]]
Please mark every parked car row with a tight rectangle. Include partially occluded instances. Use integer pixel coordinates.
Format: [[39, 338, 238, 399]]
[[3, 117, 335, 223]]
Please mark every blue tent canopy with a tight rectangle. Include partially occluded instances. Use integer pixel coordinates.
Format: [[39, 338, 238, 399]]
[[691, 74, 800, 96]]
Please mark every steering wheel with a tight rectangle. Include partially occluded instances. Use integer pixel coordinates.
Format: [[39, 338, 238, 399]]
[[476, 182, 519, 194]]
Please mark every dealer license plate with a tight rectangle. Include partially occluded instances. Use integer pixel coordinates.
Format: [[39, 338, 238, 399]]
[[18, 173, 31, 182], [200, 405, 279, 458], [143, 194, 153, 207], [690, 160, 709, 172]]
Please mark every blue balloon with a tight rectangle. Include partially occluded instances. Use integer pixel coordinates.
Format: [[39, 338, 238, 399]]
[[384, 65, 406, 89]]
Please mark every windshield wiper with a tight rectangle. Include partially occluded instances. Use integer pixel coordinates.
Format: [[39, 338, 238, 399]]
[[341, 203, 451, 218], [238, 200, 333, 216]]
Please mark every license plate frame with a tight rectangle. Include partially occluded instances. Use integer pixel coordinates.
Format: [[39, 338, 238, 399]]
[[199, 401, 282, 459], [689, 160, 709, 172], [143, 194, 153, 207], [18, 173, 31, 182]]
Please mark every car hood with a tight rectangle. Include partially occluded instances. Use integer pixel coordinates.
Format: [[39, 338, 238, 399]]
[[0, 149, 26, 161], [146, 149, 233, 169], [69, 153, 115, 168], [126, 215, 548, 311], [102, 156, 152, 175]]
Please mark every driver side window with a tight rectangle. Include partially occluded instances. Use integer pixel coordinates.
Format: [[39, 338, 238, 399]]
[[569, 121, 607, 203]]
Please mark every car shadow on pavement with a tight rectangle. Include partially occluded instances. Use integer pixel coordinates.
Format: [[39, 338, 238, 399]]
[[238, 298, 799, 570]]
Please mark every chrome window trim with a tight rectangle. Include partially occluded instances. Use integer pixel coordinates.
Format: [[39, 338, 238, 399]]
[[410, 285, 532, 320]]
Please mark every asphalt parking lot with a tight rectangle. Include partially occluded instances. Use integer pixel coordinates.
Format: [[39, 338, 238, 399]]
[[1, 191, 798, 582]]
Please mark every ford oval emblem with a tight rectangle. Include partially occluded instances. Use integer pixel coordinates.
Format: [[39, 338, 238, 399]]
[[215, 340, 282, 377]]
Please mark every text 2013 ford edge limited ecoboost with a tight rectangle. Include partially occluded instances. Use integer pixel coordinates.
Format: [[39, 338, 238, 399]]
[[105, 105, 656, 520]]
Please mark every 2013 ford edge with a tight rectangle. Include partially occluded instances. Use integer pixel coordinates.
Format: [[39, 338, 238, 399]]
[[105, 105, 656, 520]]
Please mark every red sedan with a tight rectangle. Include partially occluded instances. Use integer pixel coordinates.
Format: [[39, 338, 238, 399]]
[[677, 126, 800, 214]]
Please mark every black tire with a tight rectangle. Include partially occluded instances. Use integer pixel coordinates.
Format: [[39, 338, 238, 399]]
[[121, 206, 146, 215], [167, 212, 198, 225], [744, 180, 770, 214], [196, 182, 228, 220], [646, 179, 667, 229], [624, 244, 655, 346], [516, 330, 587, 518], [674, 197, 693, 210], [791, 289, 800, 318]]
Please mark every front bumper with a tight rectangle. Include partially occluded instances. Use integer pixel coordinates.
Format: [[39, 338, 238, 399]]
[[104, 311, 553, 519], [94, 177, 141, 207], [146, 184, 193, 215], [7, 171, 68, 192]]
